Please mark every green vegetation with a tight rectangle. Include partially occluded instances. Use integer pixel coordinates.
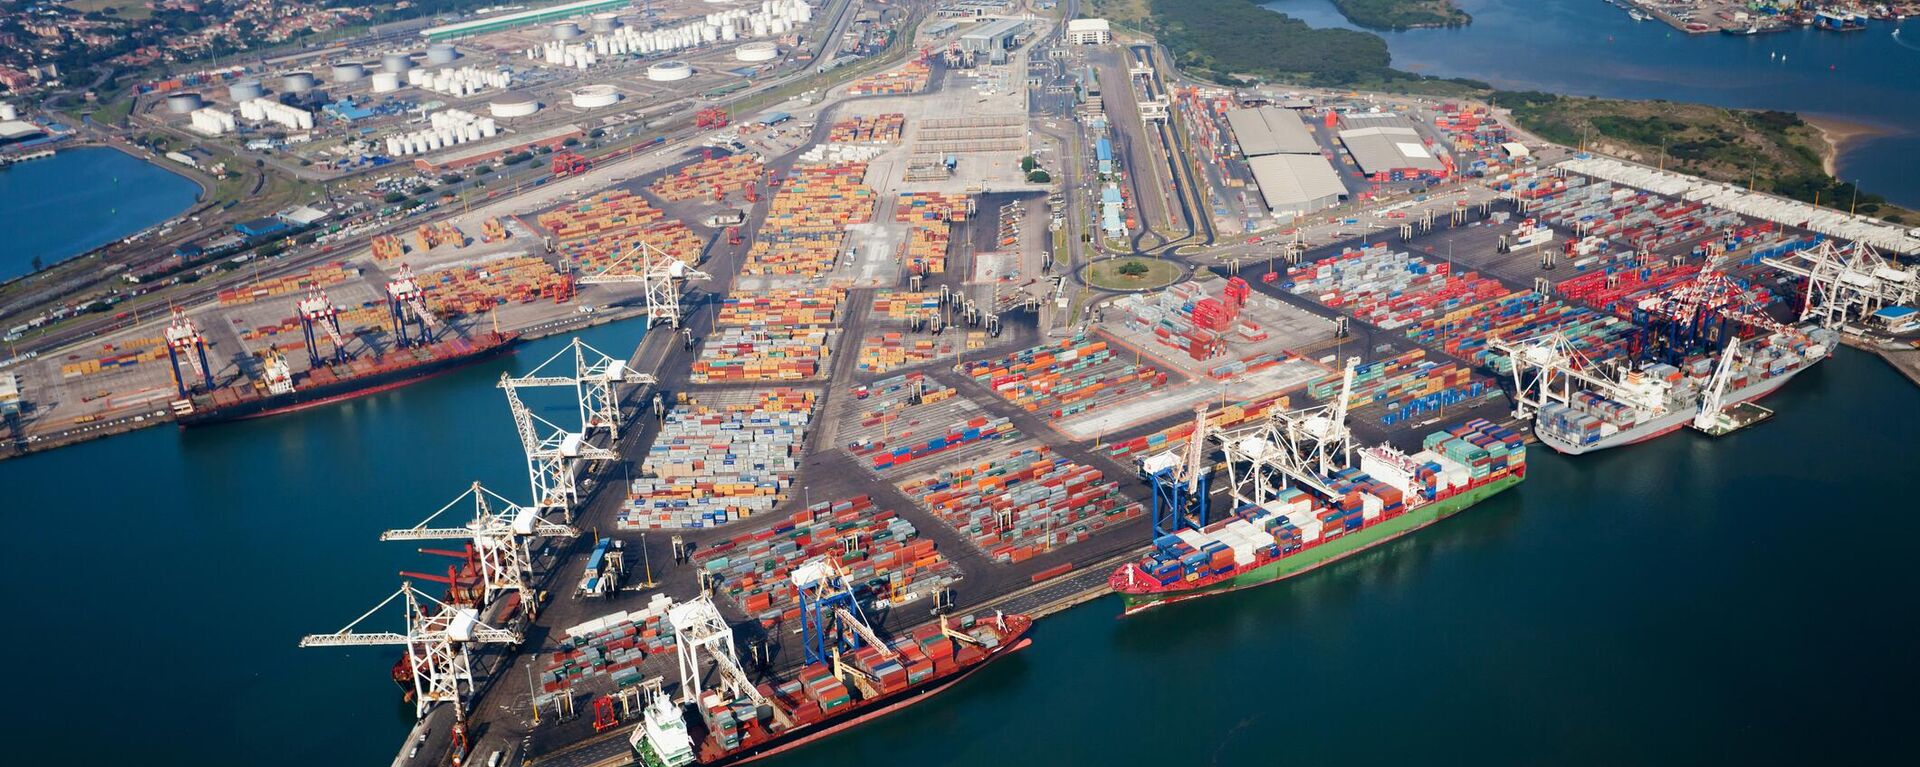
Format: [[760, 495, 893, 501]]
[[1084, 258, 1180, 291], [1021, 155, 1040, 172], [1028, 170, 1053, 184], [1497, 91, 1913, 222], [1332, 0, 1470, 30]]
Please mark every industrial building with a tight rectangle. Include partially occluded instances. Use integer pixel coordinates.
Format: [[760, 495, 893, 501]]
[[412, 124, 584, 171], [1066, 18, 1111, 45], [418, 0, 629, 41], [1225, 106, 1318, 157], [1101, 184, 1126, 236], [959, 18, 1029, 54], [0, 120, 46, 146], [1336, 115, 1447, 177], [1246, 154, 1346, 219], [1096, 136, 1112, 177]]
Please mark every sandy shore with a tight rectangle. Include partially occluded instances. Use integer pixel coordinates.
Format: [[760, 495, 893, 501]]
[[1802, 114, 1891, 177]]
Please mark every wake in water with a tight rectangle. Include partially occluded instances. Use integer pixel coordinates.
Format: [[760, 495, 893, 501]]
[[1894, 28, 1920, 53]]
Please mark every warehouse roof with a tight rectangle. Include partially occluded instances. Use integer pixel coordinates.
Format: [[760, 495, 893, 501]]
[[961, 17, 1027, 42], [419, 0, 628, 40], [1247, 154, 1346, 211], [1225, 107, 1318, 157], [1337, 123, 1444, 174], [0, 120, 43, 140], [1067, 18, 1111, 33]]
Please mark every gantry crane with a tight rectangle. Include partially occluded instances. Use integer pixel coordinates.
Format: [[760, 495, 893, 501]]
[[1763, 240, 1918, 328], [792, 558, 894, 668], [381, 481, 579, 608], [1139, 405, 1213, 537], [163, 306, 214, 395], [299, 582, 521, 720], [512, 338, 655, 442], [1632, 268, 1791, 364], [386, 264, 443, 348], [1217, 358, 1357, 504], [1691, 337, 1743, 433], [1490, 331, 1665, 421], [666, 595, 792, 726], [296, 287, 353, 367], [499, 372, 616, 521], [577, 240, 711, 329]]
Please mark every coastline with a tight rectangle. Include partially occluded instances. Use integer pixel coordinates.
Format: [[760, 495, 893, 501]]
[[1801, 114, 1892, 177], [0, 144, 207, 280]]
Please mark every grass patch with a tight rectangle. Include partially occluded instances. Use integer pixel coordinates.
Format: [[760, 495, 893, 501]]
[[1083, 257, 1181, 291], [1332, 0, 1470, 30], [67, 0, 152, 20]]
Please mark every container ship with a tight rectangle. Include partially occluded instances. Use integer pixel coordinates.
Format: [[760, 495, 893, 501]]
[[172, 331, 516, 426], [1529, 327, 1833, 454], [1111, 419, 1526, 616], [632, 580, 1032, 767]]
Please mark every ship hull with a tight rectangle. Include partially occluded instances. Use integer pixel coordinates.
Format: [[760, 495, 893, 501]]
[[177, 335, 515, 426], [1536, 359, 1806, 455], [709, 638, 1032, 767], [1119, 472, 1523, 615]]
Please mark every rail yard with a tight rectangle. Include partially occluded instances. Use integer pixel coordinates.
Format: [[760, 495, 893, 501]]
[[5, 2, 1920, 767]]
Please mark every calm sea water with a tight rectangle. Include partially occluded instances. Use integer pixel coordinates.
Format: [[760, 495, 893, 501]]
[[1264, 0, 1920, 207], [0, 147, 203, 279]]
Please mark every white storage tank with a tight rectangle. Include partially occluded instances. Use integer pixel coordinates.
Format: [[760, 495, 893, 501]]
[[552, 21, 584, 40], [590, 12, 621, 33], [734, 42, 778, 62], [371, 72, 403, 93], [382, 53, 415, 73], [165, 92, 206, 114], [228, 80, 265, 103], [426, 43, 459, 65], [282, 71, 317, 93], [646, 61, 693, 82], [570, 84, 621, 109], [0, 102, 16, 121], [489, 94, 540, 118], [331, 62, 367, 83]]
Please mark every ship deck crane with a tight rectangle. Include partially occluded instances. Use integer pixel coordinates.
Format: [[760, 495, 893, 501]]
[[499, 372, 615, 521], [382, 481, 579, 608], [299, 582, 521, 720], [163, 306, 214, 395], [1140, 405, 1213, 537], [667, 596, 792, 727], [514, 338, 656, 442], [296, 287, 353, 366], [1217, 358, 1358, 505], [386, 265, 444, 348], [1763, 240, 1918, 328], [1692, 337, 1743, 433], [578, 240, 711, 329]]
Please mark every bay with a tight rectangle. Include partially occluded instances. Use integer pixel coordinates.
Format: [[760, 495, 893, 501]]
[[0, 147, 204, 279]]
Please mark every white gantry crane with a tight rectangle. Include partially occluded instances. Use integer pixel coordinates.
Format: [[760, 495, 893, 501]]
[[500, 372, 616, 522], [385, 264, 444, 348], [1217, 358, 1358, 504], [298, 582, 521, 720], [295, 287, 353, 366], [1692, 337, 1743, 433], [1763, 240, 1918, 328], [577, 239, 711, 329], [666, 595, 790, 725], [1490, 332, 1664, 421], [381, 481, 579, 607], [163, 305, 214, 395], [512, 338, 655, 442]]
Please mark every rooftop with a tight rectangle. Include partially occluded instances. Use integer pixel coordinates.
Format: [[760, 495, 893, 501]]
[[1226, 107, 1318, 157]]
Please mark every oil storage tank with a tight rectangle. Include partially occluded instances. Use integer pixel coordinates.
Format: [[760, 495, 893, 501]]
[[646, 61, 693, 82], [282, 71, 318, 93], [165, 92, 206, 114], [228, 79, 265, 102], [331, 62, 367, 83]]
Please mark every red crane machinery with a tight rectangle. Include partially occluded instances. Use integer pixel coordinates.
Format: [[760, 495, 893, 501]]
[[1633, 268, 1792, 364], [386, 264, 444, 348], [552, 151, 589, 176], [695, 107, 729, 129], [295, 287, 353, 367], [727, 226, 743, 246], [164, 306, 214, 395]]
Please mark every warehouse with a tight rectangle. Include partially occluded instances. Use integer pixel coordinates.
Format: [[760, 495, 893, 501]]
[[1225, 106, 1318, 157], [412, 124, 584, 171], [1246, 154, 1346, 219], [959, 18, 1028, 54], [1336, 115, 1447, 177], [1066, 18, 1111, 45], [418, 0, 628, 41]]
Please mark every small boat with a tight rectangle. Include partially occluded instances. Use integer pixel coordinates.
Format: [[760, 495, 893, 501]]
[[1628, 9, 1651, 22]]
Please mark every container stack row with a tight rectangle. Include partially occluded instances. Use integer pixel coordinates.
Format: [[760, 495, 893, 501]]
[[217, 261, 355, 306], [1303, 350, 1496, 427], [691, 495, 960, 625], [1284, 244, 1509, 330], [540, 594, 678, 695], [1110, 278, 1268, 362], [963, 334, 1169, 420], [694, 288, 844, 383], [1403, 289, 1636, 371], [856, 332, 955, 373], [650, 153, 764, 202], [621, 389, 817, 529], [895, 192, 971, 275], [898, 445, 1144, 561], [827, 113, 905, 143], [870, 291, 941, 320], [421, 255, 577, 314], [1102, 389, 1295, 460], [847, 61, 930, 96], [746, 163, 876, 277]]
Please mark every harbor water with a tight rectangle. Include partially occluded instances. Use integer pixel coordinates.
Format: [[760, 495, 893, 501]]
[[1263, 0, 1920, 208], [0, 147, 203, 280], [1, 321, 1916, 765]]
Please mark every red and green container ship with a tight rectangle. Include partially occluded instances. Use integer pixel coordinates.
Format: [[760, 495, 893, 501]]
[[1112, 419, 1526, 616]]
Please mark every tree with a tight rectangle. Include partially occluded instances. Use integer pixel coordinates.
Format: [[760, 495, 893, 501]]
[[1027, 170, 1051, 184], [383, 191, 407, 203], [1021, 155, 1039, 172], [1117, 260, 1149, 277]]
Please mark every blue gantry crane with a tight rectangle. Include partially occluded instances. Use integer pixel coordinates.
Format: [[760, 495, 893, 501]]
[[1140, 405, 1213, 538]]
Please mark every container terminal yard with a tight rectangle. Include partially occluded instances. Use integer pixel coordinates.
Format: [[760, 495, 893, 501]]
[[7, 2, 1920, 767]]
